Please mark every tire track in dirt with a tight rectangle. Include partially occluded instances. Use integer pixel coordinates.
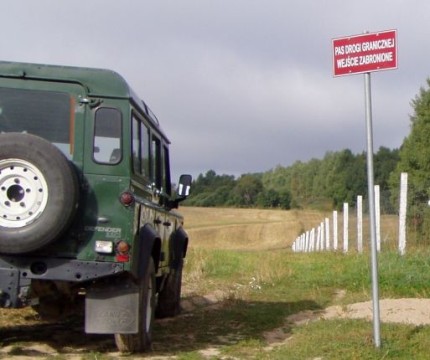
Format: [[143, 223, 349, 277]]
[[2, 292, 430, 359]]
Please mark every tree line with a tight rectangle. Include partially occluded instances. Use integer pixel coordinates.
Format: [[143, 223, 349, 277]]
[[186, 147, 399, 211], [186, 78, 430, 241]]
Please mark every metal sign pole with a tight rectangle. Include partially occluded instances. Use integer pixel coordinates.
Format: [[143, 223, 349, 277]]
[[364, 71, 381, 348], [333, 28, 397, 348]]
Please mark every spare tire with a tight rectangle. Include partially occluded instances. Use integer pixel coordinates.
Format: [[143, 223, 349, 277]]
[[0, 133, 79, 254]]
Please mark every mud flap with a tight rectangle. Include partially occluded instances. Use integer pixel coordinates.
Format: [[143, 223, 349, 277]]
[[85, 283, 139, 334]]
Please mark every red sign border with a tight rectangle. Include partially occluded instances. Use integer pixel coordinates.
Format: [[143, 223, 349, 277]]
[[332, 29, 398, 77]]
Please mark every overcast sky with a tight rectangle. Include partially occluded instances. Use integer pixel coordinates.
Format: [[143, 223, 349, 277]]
[[2, 1, 429, 180]]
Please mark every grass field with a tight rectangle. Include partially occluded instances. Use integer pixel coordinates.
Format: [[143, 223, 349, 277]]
[[171, 206, 430, 359], [181, 206, 315, 249], [2, 206, 430, 359], [181, 206, 400, 251]]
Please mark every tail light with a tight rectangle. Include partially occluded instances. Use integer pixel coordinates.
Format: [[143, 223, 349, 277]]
[[120, 191, 134, 206], [115, 240, 130, 262]]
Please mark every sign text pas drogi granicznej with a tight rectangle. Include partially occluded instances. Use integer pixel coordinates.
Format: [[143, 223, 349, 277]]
[[332, 30, 397, 76]]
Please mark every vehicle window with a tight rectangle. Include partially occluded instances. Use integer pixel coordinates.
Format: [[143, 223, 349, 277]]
[[93, 108, 122, 164], [141, 123, 150, 177], [132, 117, 140, 173], [132, 116, 151, 179], [163, 145, 172, 195], [152, 136, 161, 189], [0, 87, 72, 157]]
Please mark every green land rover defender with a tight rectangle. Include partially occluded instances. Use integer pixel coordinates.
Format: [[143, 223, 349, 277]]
[[0, 61, 191, 352]]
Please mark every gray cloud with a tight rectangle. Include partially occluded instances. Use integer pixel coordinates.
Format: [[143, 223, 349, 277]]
[[1, 0, 428, 179]]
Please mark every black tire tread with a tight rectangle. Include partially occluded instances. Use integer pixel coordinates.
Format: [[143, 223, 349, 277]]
[[0, 133, 78, 254]]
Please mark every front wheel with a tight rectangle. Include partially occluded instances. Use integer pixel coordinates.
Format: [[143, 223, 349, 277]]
[[114, 259, 156, 353]]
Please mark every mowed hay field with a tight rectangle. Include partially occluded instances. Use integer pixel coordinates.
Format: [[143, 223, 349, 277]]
[[180, 206, 400, 252], [181, 207, 325, 250]]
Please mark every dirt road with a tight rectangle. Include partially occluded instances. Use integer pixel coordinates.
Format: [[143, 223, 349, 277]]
[[2, 297, 430, 359]]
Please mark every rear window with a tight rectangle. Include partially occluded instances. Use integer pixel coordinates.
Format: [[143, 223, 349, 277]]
[[93, 107, 122, 164], [0, 87, 71, 157]]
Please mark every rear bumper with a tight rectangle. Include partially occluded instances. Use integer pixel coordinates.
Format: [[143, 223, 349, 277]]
[[0, 256, 124, 307]]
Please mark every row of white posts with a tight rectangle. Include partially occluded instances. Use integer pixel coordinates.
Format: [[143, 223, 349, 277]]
[[292, 172, 408, 255]]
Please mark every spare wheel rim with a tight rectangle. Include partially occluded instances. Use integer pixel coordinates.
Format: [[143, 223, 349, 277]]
[[0, 158, 49, 228]]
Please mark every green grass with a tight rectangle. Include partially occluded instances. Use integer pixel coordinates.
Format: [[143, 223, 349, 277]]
[[184, 247, 430, 304], [3, 209, 429, 359], [159, 209, 430, 358], [161, 247, 430, 359], [271, 320, 430, 360]]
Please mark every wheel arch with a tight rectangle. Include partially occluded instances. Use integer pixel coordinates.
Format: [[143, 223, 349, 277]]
[[170, 227, 189, 270], [131, 223, 162, 279]]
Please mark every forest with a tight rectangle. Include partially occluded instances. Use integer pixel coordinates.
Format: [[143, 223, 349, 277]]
[[185, 79, 430, 239], [186, 147, 398, 211]]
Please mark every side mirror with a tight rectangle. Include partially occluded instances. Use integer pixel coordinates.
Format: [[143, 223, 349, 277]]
[[165, 174, 192, 210], [177, 174, 192, 197]]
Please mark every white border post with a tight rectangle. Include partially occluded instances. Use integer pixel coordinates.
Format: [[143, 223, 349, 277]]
[[375, 185, 381, 252], [343, 202, 349, 253], [325, 218, 330, 250], [305, 234, 308, 252], [310, 228, 315, 252], [316, 226, 321, 251], [357, 195, 363, 253], [399, 172, 408, 255], [333, 210, 338, 251], [320, 221, 325, 251]]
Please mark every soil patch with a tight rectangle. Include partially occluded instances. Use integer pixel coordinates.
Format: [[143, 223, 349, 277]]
[[322, 298, 430, 325], [262, 297, 430, 351]]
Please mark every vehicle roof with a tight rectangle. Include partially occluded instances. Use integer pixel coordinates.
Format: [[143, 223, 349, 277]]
[[0, 61, 168, 140]]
